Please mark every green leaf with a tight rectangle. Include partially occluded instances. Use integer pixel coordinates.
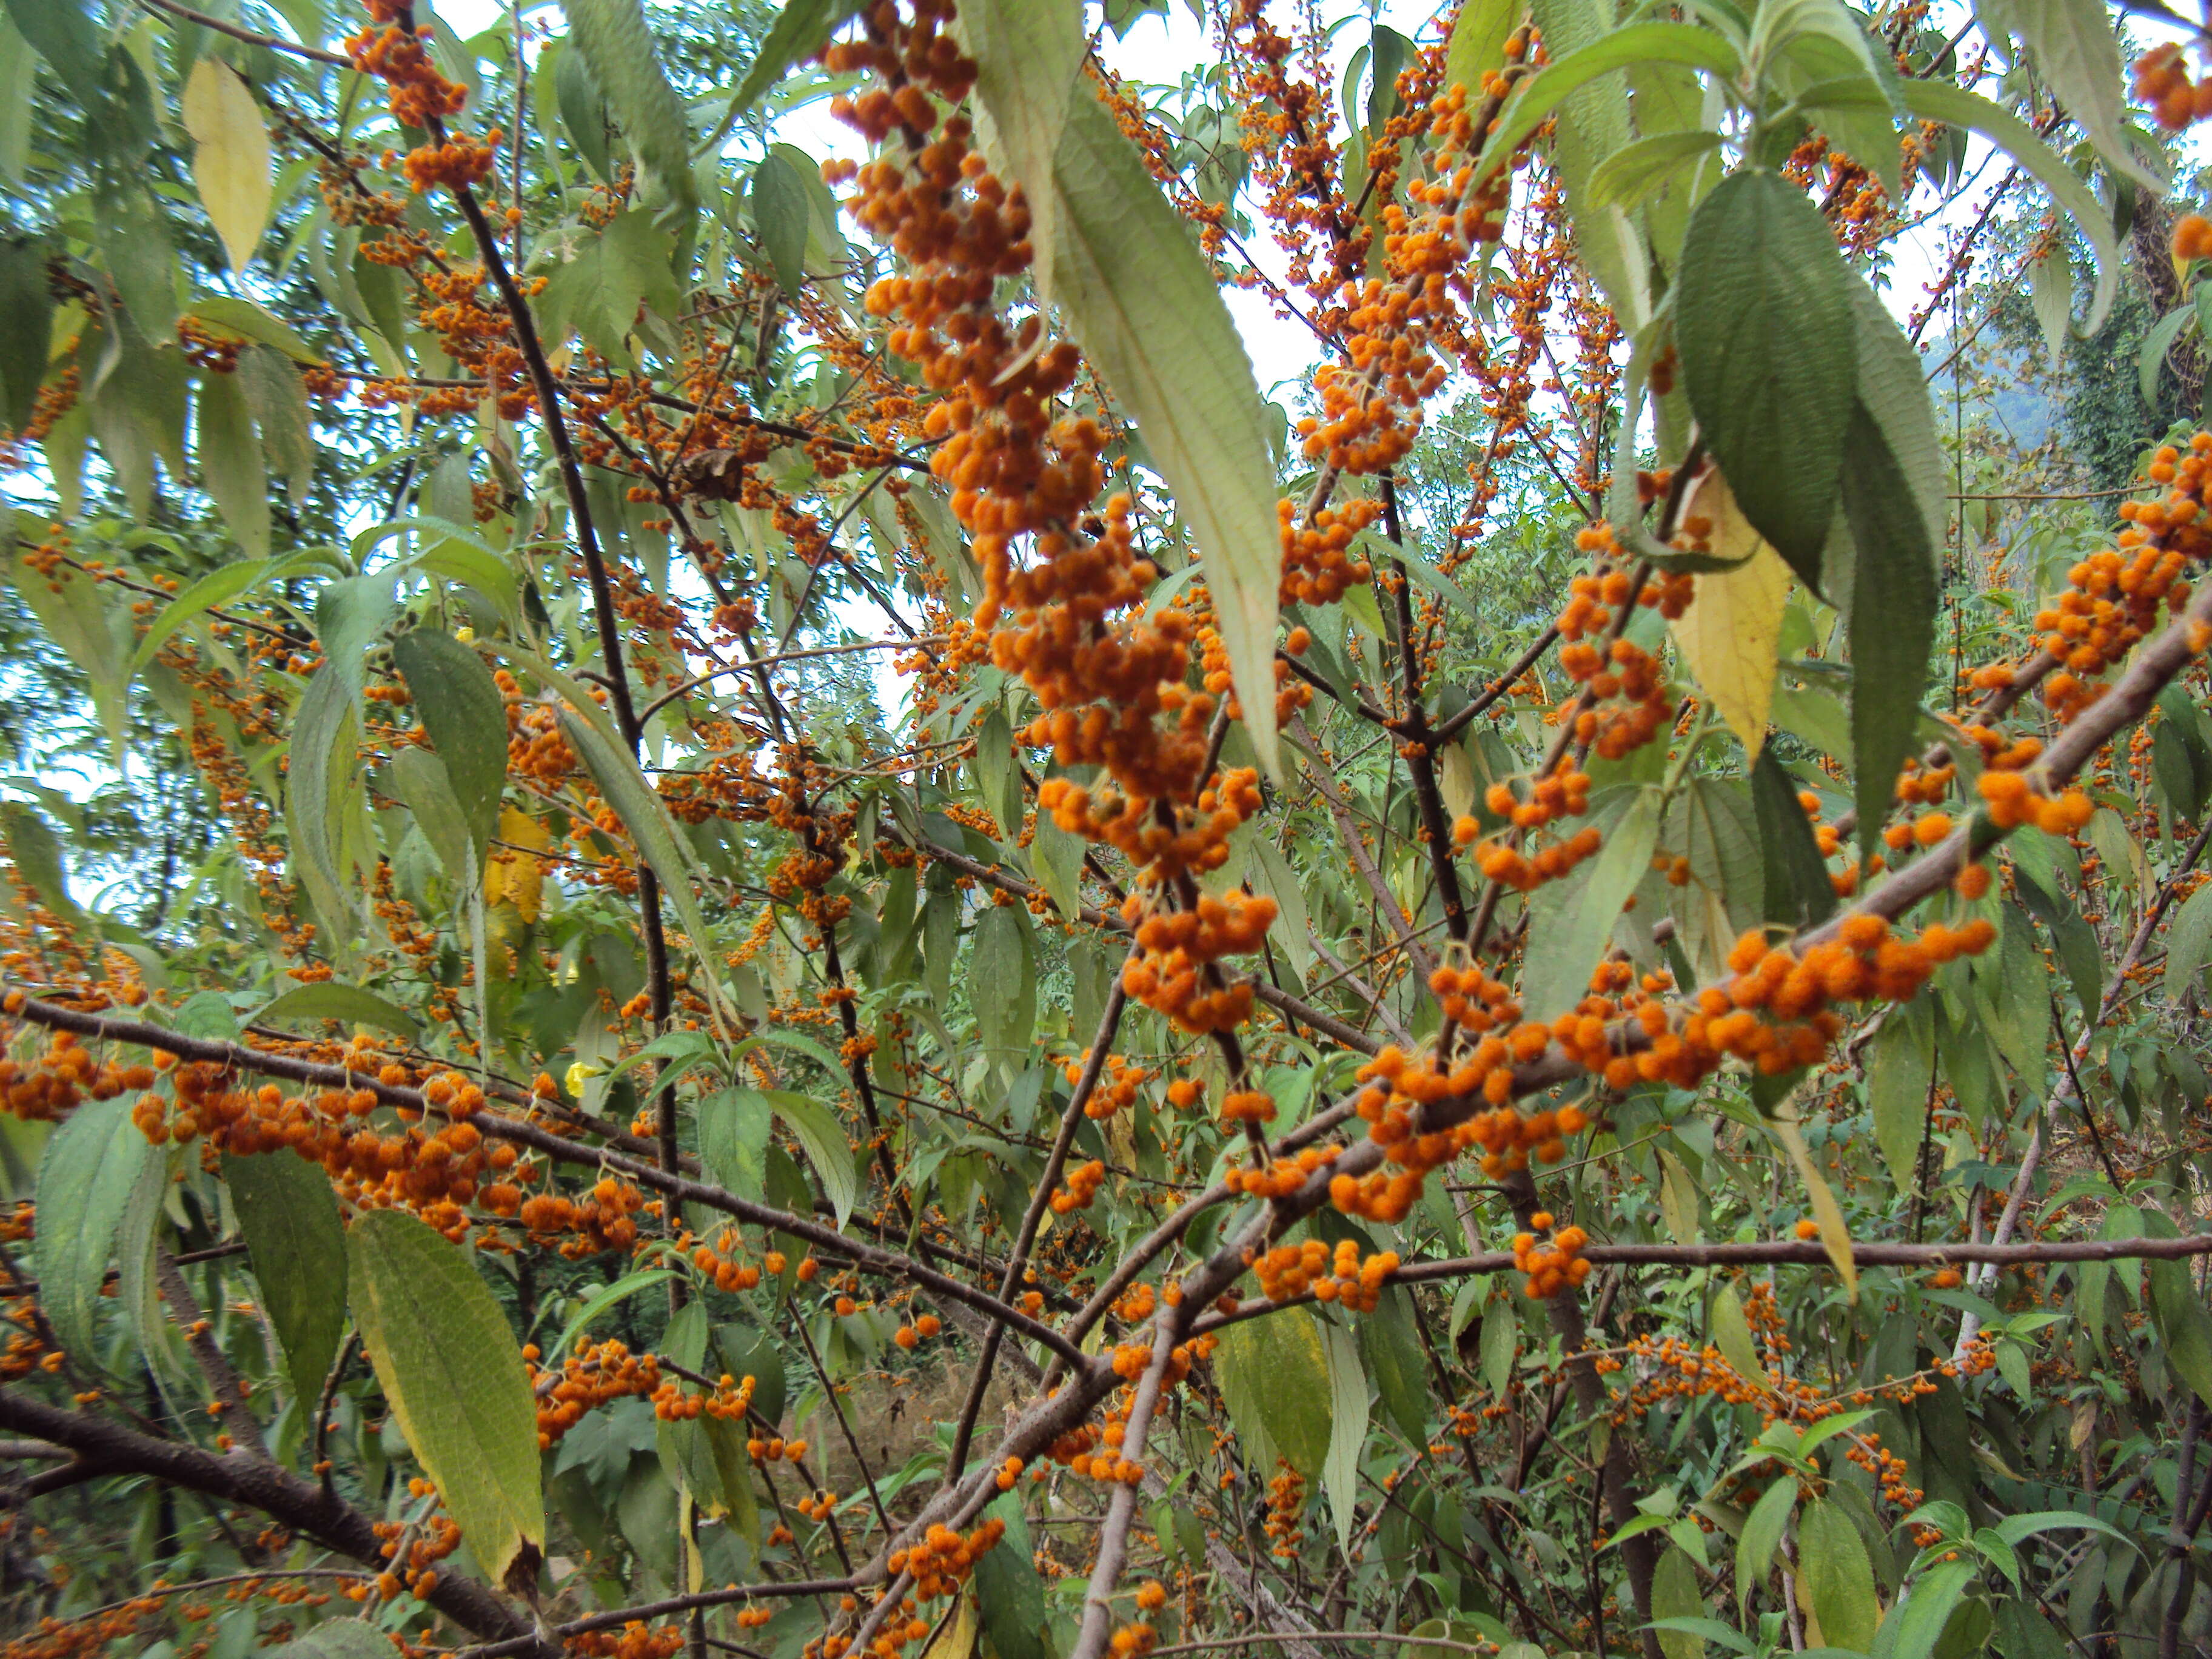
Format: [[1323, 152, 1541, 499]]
[[287, 674, 362, 945], [1588, 130, 1725, 210], [729, 0, 865, 121], [1675, 169, 1857, 584], [252, 982, 419, 1040], [751, 150, 810, 298], [973, 1490, 1050, 1659], [7, 526, 130, 756], [1711, 1281, 1764, 1385], [1476, 24, 1743, 184], [1652, 1546, 1709, 1659], [1840, 400, 1937, 864], [1, 801, 82, 927], [223, 1150, 347, 1405], [554, 38, 614, 181], [970, 903, 1036, 1057], [2141, 305, 2193, 409], [0, 235, 53, 432], [715, 1321, 785, 1428], [278, 1620, 397, 1659], [1358, 1286, 1428, 1444], [96, 183, 180, 341], [1319, 1317, 1368, 1554], [545, 1267, 678, 1363], [387, 747, 478, 893], [1445, 0, 1519, 95], [542, 209, 680, 364], [34, 1095, 150, 1364], [392, 630, 508, 868], [130, 558, 272, 675], [189, 296, 324, 365], [1844, 268, 1948, 565], [1800, 1498, 1880, 1649], [757, 1087, 859, 1228], [1030, 810, 1087, 923], [698, 1086, 773, 1202], [1518, 786, 1663, 1019], [1867, 1001, 1933, 1198], [0, 0, 102, 107], [1735, 1476, 1797, 1615], [2011, 0, 2157, 189], [2167, 883, 2212, 1002], [1899, 81, 2120, 335], [347, 1208, 545, 1582], [1478, 1296, 1517, 1399], [560, 0, 697, 212], [2029, 245, 2072, 369], [195, 369, 271, 560], [1215, 1305, 1333, 1478], [1750, 734, 1834, 933], [970, 23, 1286, 775], [554, 698, 732, 1035], [1872, 1560, 1972, 1659]]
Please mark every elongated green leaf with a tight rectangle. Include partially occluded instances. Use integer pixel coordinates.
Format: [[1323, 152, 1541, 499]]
[[729, 0, 865, 121], [969, 24, 1285, 775], [287, 672, 360, 945], [1446, 0, 1522, 94], [1476, 24, 1742, 183], [35, 1094, 150, 1364], [751, 150, 809, 298], [196, 368, 270, 560], [1751, 743, 1834, 931], [1677, 169, 1857, 584], [2167, 883, 2212, 1001], [0, 0, 102, 107], [252, 982, 418, 1039], [1840, 400, 1936, 863], [1589, 130, 1724, 210], [698, 1085, 772, 1202], [96, 183, 179, 341], [1873, 1561, 1972, 1659], [1358, 1285, 1427, 1444], [2012, 0, 2158, 189], [347, 1208, 545, 1581], [1479, 1296, 1517, 1399], [1, 801, 82, 927], [1735, 1476, 1796, 1615], [131, 558, 271, 675], [392, 630, 508, 866], [1798, 1498, 1879, 1649], [971, 902, 1035, 1057], [1652, 1546, 1709, 1659], [975, 1490, 1050, 1659], [760, 1087, 859, 1227], [1711, 1281, 1764, 1384], [1215, 1306, 1333, 1478], [546, 1266, 678, 1362], [1519, 787, 1663, 1019], [555, 701, 732, 1036], [1867, 1003, 1933, 1197], [224, 1150, 347, 1404], [1900, 81, 2119, 335], [1845, 270, 1947, 563], [1320, 1318, 1367, 1554], [0, 235, 53, 432], [190, 296, 324, 365], [561, 0, 696, 212]]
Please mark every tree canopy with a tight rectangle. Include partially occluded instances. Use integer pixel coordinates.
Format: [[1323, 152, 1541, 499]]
[[0, 2, 2209, 1658]]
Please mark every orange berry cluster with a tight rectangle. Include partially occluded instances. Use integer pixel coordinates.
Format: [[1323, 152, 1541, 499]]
[[1, 1032, 154, 1121], [1279, 498, 1378, 606], [888, 1517, 1007, 1604], [572, 1621, 685, 1659], [344, 6, 468, 130], [2177, 214, 2212, 262], [1262, 1463, 1305, 1558], [1975, 772, 2096, 837], [1061, 1051, 1147, 1119], [1118, 885, 1279, 1037], [1049, 1159, 1106, 1215], [686, 1227, 769, 1293], [1223, 1142, 1342, 1199], [1109, 1622, 1159, 1658], [651, 1370, 755, 1423], [892, 1313, 942, 1350], [2136, 43, 2212, 129], [1248, 1237, 1401, 1311], [527, 1338, 663, 1449], [1511, 1210, 1590, 1299], [834, 2, 1281, 1052]]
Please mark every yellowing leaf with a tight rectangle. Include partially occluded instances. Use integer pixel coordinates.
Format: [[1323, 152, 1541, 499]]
[[917, 1589, 976, 1659], [1669, 469, 1791, 758], [486, 805, 550, 922], [347, 1209, 545, 1583], [1772, 1111, 1856, 1301], [181, 59, 271, 273]]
